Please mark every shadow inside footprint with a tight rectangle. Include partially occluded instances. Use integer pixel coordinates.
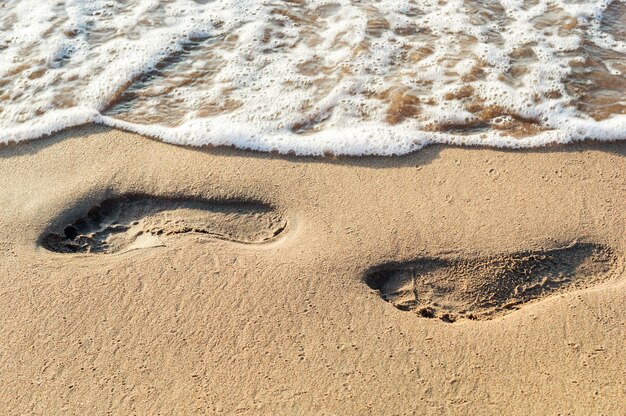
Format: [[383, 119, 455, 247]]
[[364, 243, 620, 322], [41, 195, 287, 254]]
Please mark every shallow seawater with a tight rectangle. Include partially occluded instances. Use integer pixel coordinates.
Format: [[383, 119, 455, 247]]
[[1, 0, 625, 155]]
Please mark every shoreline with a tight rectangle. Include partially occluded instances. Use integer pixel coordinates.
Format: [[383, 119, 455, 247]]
[[3, 120, 626, 157]]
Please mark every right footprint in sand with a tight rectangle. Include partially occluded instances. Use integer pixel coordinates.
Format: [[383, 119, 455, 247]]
[[364, 243, 622, 322], [41, 195, 287, 254]]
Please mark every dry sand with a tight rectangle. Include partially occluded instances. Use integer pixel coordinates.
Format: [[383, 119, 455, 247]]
[[0, 126, 624, 415]]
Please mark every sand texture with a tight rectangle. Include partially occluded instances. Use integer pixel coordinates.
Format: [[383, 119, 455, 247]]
[[0, 126, 624, 415]]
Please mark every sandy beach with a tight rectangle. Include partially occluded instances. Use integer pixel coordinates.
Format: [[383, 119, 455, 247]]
[[0, 126, 624, 414]]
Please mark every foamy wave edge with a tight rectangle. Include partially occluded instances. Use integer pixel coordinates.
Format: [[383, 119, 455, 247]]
[[2, 112, 625, 156]]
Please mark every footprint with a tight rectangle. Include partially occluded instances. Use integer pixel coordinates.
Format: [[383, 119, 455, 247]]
[[40, 195, 287, 254], [363, 243, 621, 322]]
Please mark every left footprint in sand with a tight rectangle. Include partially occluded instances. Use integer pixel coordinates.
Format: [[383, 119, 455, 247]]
[[40, 195, 288, 254]]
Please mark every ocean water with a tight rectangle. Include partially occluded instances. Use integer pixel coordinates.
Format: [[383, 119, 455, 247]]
[[1, 0, 624, 155]]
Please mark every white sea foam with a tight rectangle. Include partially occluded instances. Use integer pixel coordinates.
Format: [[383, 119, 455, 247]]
[[1, 0, 624, 155]]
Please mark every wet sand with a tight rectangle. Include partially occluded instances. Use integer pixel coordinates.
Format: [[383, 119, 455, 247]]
[[0, 126, 624, 414]]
